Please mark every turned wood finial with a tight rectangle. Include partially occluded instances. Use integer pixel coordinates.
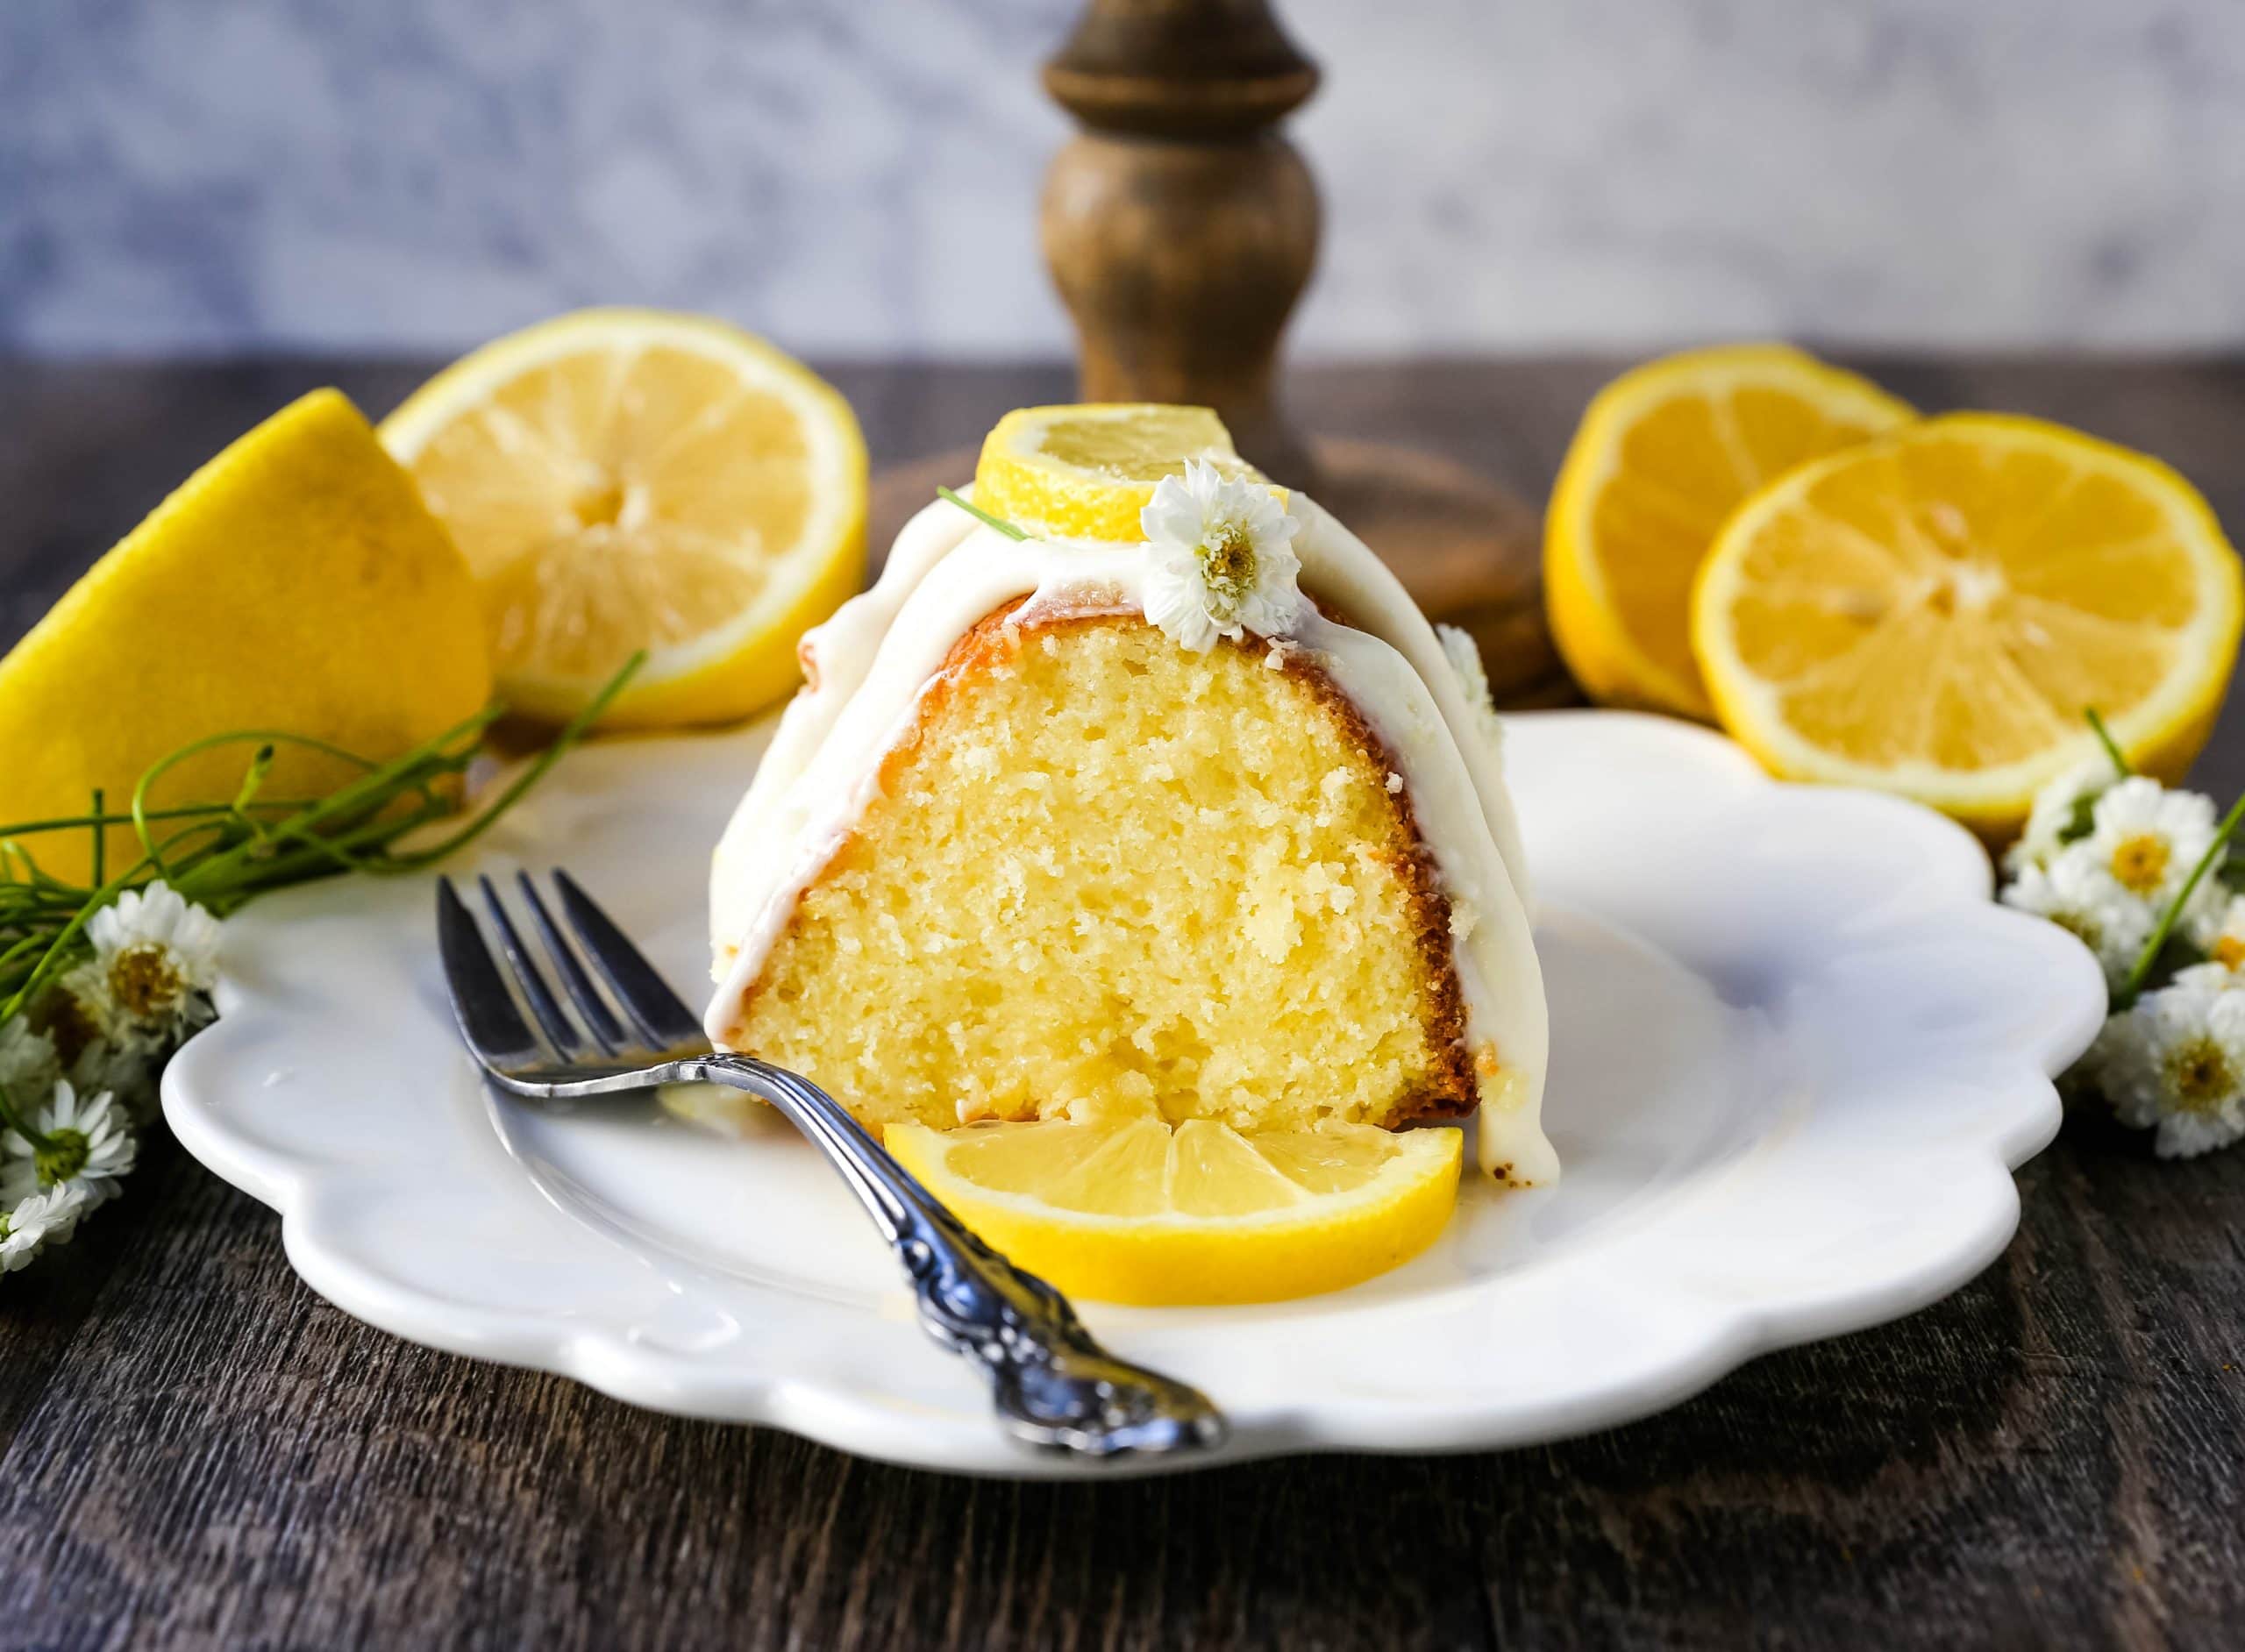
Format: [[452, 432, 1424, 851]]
[[1040, 0, 1321, 476]]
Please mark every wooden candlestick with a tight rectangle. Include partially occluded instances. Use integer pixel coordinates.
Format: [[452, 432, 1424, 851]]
[[1040, 0, 1321, 481], [869, 0, 1569, 706]]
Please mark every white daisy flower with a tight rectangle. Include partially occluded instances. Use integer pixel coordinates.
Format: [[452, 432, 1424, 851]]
[[2005, 758, 2121, 879], [1139, 459, 1305, 652], [2102, 980, 2245, 1157], [76, 880, 222, 1042], [0, 1182, 90, 1273], [2185, 890, 2245, 972], [2083, 778, 2220, 915], [0, 1080, 136, 1204], [2001, 844, 2156, 993]]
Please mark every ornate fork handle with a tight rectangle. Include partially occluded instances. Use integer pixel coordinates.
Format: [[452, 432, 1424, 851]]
[[694, 1055, 1227, 1458]]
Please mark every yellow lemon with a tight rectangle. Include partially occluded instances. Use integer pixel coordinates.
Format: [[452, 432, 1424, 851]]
[[0, 389, 490, 886], [1547, 345, 1914, 719], [1692, 413, 2244, 836], [886, 1101, 1461, 1306], [973, 403, 1268, 542], [380, 308, 866, 729]]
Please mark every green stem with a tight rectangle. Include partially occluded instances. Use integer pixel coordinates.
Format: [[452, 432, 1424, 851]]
[[2120, 788, 2245, 1004], [937, 486, 1029, 542], [2085, 707, 2131, 777]]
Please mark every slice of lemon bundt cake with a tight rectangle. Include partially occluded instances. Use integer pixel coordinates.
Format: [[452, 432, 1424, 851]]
[[706, 406, 1555, 1184]]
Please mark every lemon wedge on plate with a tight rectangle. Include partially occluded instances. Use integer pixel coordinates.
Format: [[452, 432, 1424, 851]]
[[973, 403, 1266, 542], [1693, 413, 2244, 835], [1546, 345, 1914, 719], [886, 1102, 1461, 1306], [380, 309, 867, 729], [0, 388, 490, 885]]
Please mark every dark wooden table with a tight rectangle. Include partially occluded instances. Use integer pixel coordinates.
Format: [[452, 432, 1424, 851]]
[[3, 358, 2242, 1650]]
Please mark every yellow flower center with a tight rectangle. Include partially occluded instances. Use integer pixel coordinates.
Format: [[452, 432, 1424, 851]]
[[2214, 936, 2245, 972], [2165, 1036, 2236, 1114], [109, 943, 186, 1021], [2109, 834, 2170, 894], [1197, 525, 1257, 611]]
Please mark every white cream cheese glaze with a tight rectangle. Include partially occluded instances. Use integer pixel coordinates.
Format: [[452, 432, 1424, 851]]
[[706, 492, 1557, 1184]]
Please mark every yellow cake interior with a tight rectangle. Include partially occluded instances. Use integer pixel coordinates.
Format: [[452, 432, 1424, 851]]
[[728, 612, 1475, 1135]]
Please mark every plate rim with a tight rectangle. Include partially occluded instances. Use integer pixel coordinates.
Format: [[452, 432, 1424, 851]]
[[163, 709, 2106, 1478]]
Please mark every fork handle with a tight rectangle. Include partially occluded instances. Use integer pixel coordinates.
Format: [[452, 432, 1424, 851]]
[[689, 1054, 1227, 1459]]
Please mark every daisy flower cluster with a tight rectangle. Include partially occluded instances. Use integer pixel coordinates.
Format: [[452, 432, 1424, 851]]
[[2000, 722, 2245, 1159], [0, 883, 221, 1273]]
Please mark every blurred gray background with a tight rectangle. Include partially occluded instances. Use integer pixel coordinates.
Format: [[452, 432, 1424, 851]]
[[4, 0, 2241, 360]]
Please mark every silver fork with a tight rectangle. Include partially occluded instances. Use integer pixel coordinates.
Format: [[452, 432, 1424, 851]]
[[434, 866, 1226, 1461]]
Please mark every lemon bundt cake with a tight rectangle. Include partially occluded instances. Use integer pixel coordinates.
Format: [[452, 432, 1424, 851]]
[[705, 409, 1555, 1184]]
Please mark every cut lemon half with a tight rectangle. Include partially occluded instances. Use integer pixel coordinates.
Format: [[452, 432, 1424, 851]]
[[380, 308, 867, 729], [1692, 412, 2244, 835], [886, 1105, 1461, 1306], [973, 403, 1266, 542], [1547, 345, 1914, 719]]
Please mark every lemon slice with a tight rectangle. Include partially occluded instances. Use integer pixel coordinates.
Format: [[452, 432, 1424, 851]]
[[1546, 345, 1914, 719], [973, 403, 1265, 542], [1692, 412, 2244, 835], [886, 1103, 1461, 1306], [380, 308, 867, 728]]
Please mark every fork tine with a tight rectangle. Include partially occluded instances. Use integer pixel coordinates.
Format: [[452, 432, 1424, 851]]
[[435, 876, 545, 1069], [514, 871, 626, 1056], [476, 874, 582, 1057], [552, 867, 707, 1050]]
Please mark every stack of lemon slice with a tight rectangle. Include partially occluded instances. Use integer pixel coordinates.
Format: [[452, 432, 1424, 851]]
[[1547, 345, 2243, 836]]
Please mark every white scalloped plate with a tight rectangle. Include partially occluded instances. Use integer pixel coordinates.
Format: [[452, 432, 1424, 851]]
[[164, 710, 2103, 1478]]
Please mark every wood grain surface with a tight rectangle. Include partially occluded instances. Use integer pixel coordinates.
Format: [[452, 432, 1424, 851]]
[[2, 359, 2242, 1650]]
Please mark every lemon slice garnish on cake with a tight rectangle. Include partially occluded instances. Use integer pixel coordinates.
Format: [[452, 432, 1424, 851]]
[[1546, 344, 1914, 719], [973, 403, 1267, 541], [380, 308, 867, 729], [1692, 413, 2244, 835], [886, 1103, 1462, 1306]]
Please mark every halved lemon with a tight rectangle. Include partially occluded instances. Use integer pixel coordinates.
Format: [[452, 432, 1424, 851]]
[[886, 1102, 1461, 1306], [973, 403, 1265, 542], [1546, 345, 1914, 719], [380, 308, 867, 728], [1692, 412, 2244, 834]]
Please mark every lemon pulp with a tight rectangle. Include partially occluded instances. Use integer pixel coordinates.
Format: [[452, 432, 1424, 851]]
[[380, 308, 866, 729]]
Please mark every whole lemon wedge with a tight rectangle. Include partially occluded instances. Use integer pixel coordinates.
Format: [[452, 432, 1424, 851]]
[[886, 1099, 1462, 1306], [0, 389, 491, 886], [1692, 413, 2244, 836], [973, 403, 1267, 541], [379, 309, 867, 729], [1546, 344, 1914, 719]]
